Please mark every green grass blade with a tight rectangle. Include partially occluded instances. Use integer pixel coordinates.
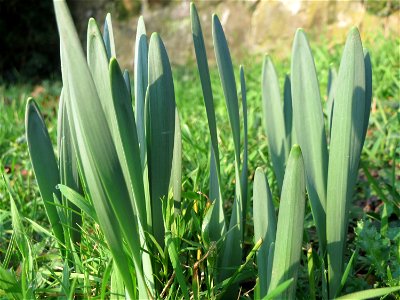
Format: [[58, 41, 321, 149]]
[[190, 2, 225, 242], [240, 66, 248, 225], [283, 74, 293, 148], [291, 29, 328, 252], [103, 13, 116, 60], [335, 286, 400, 300], [58, 184, 97, 222], [147, 32, 176, 248], [0, 266, 22, 300], [268, 145, 306, 298], [25, 98, 64, 247], [326, 27, 366, 298], [134, 16, 148, 170], [263, 278, 294, 300], [219, 238, 262, 297], [337, 249, 357, 296], [165, 231, 189, 300], [212, 14, 243, 284], [253, 167, 277, 297], [261, 55, 288, 191], [111, 264, 129, 299], [307, 247, 316, 300], [9, 193, 30, 262]]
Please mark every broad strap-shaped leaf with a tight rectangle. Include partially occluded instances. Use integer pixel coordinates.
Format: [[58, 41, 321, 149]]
[[134, 16, 148, 170], [88, 18, 149, 242], [253, 168, 277, 297], [123, 69, 132, 99], [361, 49, 372, 150], [266, 242, 275, 290], [109, 58, 155, 297], [109, 57, 148, 232], [190, 2, 225, 242], [147, 32, 176, 248], [103, 13, 116, 60], [326, 67, 337, 137], [240, 66, 248, 225], [58, 91, 82, 245], [25, 98, 64, 247], [87, 20, 152, 294], [291, 29, 328, 251], [268, 145, 306, 299], [213, 14, 243, 285], [212, 14, 240, 162], [87, 19, 152, 295], [87, 18, 116, 136], [54, 1, 147, 297], [171, 110, 182, 213], [283, 75, 294, 147], [326, 27, 365, 298], [61, 63, 138, 299], [262, 56, 288, 191]]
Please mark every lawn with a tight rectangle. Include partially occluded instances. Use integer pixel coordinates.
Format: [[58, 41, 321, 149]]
[[0, 3, 399, 299]]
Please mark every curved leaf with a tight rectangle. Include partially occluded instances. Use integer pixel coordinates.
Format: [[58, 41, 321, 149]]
[[262, 56, 287, 191], [190, 2, 225, 242], [147, 32, 176, 248], [25, 98, 64, 246]]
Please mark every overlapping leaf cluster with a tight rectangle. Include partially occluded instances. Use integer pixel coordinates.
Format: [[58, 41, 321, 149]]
[[4, 0, 398, 299]]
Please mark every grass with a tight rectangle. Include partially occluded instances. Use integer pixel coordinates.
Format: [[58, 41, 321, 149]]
[[0, 27, 399, 299]]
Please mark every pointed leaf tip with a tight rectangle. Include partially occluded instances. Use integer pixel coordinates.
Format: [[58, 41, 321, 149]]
[[291, 144, 302, 158]]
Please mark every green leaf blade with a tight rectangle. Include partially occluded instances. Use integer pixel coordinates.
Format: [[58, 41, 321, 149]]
[[134, 16, 148, 169], [291, 29, 328, 251], [268, 145, 306, 299], [326, 27, 366, 298], [212, 14, 240, 162], [54, 1, 147, 296], [212, 14, 243, 287], [262, 56, 288, 191], [253, 167, 277, 297], [336, 286, 400, 300], [190, 2, 225, 242], [25, 98, 64, 246], [147, 32, 176, 247]]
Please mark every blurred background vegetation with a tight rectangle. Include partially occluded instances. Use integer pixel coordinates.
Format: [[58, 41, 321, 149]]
[[0, 0, 398, 84]]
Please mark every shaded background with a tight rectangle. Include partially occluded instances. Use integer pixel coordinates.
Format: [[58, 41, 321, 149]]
[[0, 0, 398, 83]]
